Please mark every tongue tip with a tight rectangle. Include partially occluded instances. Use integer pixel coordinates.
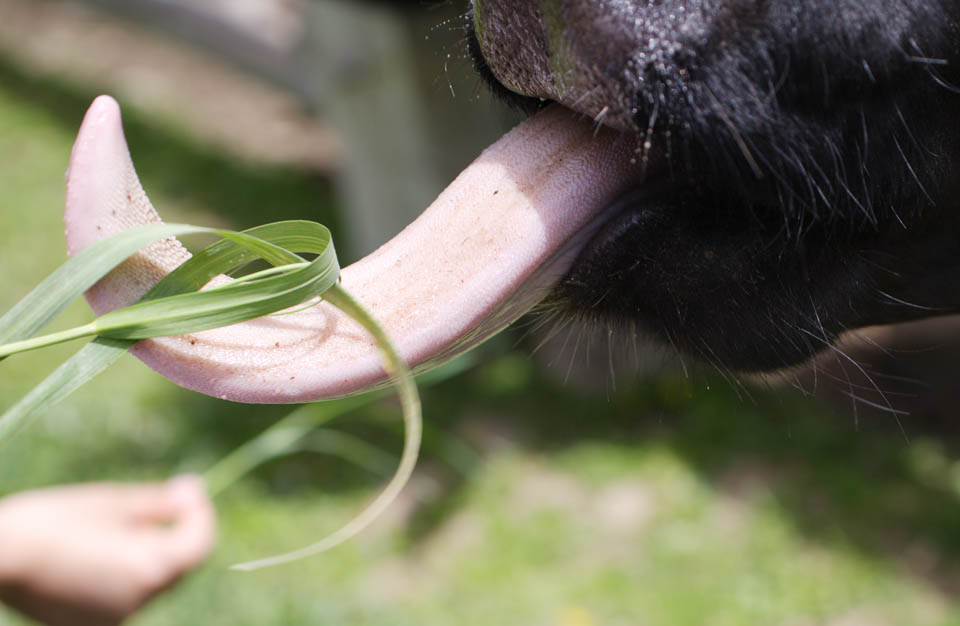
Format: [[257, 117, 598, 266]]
[[65, 95, 189, 315], [65, 94, 131, 255], [82, 94, 122, 129], [66, 94, 124, 195]]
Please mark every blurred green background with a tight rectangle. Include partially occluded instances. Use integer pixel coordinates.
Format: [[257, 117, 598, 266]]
[[3, 1, 960, 624]]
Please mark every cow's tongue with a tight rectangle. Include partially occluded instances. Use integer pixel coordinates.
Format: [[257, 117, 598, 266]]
[[64, 96, 638, 403]]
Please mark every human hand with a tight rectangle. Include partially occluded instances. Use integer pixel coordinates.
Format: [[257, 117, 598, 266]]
[[0, 475, 215, 626]]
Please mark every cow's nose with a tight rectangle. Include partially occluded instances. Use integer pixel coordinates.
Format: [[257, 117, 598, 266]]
[[471, 0, 554, 96], [470, 0, 643, 131]]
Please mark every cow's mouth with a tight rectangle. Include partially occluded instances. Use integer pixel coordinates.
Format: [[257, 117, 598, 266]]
[[64, 96, 646, 402]]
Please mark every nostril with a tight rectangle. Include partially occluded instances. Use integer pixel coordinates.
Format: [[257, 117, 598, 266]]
[[465, 4, 549, 114], [469, 0, 554, 94], [467, 0, 647, 132]]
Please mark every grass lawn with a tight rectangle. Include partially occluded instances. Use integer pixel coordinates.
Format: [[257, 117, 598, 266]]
[[2, 57, 960, 625]]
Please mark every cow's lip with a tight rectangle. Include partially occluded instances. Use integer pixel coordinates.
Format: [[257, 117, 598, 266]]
[[64, 96, 645, 403]]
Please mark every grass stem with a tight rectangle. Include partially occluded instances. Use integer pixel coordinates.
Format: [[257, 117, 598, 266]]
[[0, 321, 98, 358]]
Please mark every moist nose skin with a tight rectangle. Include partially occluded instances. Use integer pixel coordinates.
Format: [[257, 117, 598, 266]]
[[471, 0, 704, 131]]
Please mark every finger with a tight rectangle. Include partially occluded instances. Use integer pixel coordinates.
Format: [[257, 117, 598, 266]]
[[107, 477, 208, 525], [99, 482, 186, 524], [144, 475, 216, 576], [33, 482, 177, 521]]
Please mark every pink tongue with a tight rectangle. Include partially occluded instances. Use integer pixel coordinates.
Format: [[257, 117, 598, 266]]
[[65, 96, 637, 402]]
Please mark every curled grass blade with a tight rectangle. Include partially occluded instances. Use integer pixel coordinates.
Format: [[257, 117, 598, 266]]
[[0, 224, 208, 347], [96, 221, 337, 340], [0, 221, 336, 436], [95, 258, 336, 340], [204, 352, 479, 498], [1, 220, 424, 572], [232, 284, 422, 571], [142, 220, 325, 300], [0, 222, 337, 356], [0, 338, 132, 442], [203, 395, 383, 498]]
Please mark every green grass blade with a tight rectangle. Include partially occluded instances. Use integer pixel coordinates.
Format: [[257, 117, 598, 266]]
[[95, 261, 336, 339], [141, 221, 328, 301], [300, 430, 399, 478], [233, 283, 422, 571], [95, 222, 337, 339], [1, 221, 339, 441], [0, 338, 132, 442], [204, 353, 478, 498], [0, 224, 208, 345], [0, 222, 336, 354], [204, 396, 381, 497], [0, 221, 324, 346], [2, 219, 425, 570]]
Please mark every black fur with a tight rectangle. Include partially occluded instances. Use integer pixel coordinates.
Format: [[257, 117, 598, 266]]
[[467, 0, 960, 371]]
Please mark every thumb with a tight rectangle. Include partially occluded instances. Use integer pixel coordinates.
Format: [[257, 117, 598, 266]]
[[144, 475, 216, 576]]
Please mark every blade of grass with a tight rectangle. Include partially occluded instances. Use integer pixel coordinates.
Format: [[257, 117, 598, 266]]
[[141, 220, 327, 301], [94, 258, 334, 340], [299, 429, 399, 479], [0, 221, 314, 347], [204, 395, 383, 497], [2, 220, 425, 571], [0, 224, 204, 345], [1, 221, 338, 440], [0, 338, 132, 442], [232, 283, 421, 571], [204, 352, 480, 498]]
